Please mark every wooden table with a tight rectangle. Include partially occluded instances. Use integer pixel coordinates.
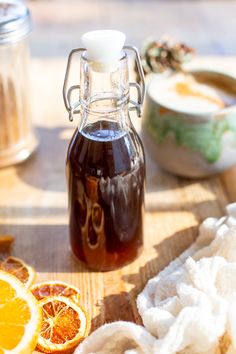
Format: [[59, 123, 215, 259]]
[[0, 57, 236, 338], [28, 0, 236, 56]]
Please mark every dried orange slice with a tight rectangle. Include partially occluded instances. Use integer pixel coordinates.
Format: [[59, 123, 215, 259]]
[[0, 235, 14, 252], [31, 281, 80, 304], [36, 296, 91, 353], [0, 270, 42, 353], [0, 256, 35, 288]]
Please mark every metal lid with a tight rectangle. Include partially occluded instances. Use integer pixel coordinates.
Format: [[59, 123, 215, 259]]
[[0, 0, 31, 44]]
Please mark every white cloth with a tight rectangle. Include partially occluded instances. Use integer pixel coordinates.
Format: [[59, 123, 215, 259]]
[[76, 321, 156, 354], [76, 203, 236, 354]]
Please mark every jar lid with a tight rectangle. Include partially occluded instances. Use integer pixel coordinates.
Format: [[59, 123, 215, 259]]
[[0, 0, 31, 44]]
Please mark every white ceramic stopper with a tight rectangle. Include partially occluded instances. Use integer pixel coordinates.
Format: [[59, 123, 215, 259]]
[[81, 30, 126, 72]]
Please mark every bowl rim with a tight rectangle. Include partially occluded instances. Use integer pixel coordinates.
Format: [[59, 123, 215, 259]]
[[147, 68, 236, 119]]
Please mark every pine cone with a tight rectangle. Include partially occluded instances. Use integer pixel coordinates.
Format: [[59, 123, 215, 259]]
[[140, 39, 194, 75]]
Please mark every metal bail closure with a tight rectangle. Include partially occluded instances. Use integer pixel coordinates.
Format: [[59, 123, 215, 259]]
[[63, 48, 85, 122], [124, 46, 146, 118], [63, 45, 145, 121]]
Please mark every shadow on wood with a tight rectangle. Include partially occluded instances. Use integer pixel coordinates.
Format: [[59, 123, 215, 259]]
[[0, 195, 221, 274], [16, 126, 73, 192], [91, 225, 198, 330], [0, 222, 91, 273]]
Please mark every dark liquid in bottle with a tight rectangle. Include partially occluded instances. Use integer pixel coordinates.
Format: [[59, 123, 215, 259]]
[[67, 121, 145, 271]]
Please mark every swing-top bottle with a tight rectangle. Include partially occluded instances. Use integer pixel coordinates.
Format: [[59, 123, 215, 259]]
[[63, 30, 146, 271]]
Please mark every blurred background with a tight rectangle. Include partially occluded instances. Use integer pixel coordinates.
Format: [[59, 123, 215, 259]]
[[27, 0, 236, 57]]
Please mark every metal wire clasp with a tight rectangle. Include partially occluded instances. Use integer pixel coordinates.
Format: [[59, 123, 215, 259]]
[[63, 46, 145, 121], [63, 48, 85, 122], [124, 46, 146, 118]]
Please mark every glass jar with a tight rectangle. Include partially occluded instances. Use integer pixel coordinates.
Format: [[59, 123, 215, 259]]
[[0, 0, 37, 168], [63, 31, 146, 271]]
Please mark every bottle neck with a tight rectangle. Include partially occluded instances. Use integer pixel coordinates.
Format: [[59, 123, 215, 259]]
[[79, 104, 130, 135], [79, 52, 130, 133]]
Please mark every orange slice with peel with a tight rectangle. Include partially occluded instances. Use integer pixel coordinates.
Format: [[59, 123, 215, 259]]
[[0, 270, 42, 354], [31, 281, 80, 304], [0, 256, 36, 288], [36, 296, 90, 353]]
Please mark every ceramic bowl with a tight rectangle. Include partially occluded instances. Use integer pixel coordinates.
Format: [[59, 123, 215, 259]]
[[142, 69, 236, 178]]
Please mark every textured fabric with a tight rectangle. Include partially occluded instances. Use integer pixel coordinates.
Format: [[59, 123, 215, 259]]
[[76, 322, 156, 354], [76, 203, 236, 354]]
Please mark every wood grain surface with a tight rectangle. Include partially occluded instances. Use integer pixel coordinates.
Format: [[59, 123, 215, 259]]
[[0, 57, 236, 352]]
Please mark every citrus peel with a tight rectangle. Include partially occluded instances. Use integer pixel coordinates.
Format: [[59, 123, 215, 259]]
[[31, 281, 80, 304], [0, 256, 35, 288], [0, 270, 42, 353]]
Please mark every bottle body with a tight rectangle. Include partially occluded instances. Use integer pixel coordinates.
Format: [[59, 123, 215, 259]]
[[67, 118, 145, 271]]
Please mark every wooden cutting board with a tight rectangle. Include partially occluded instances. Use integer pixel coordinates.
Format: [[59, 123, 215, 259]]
[[0, 57, 235, 352]]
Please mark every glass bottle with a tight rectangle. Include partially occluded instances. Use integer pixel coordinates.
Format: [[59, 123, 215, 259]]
[[0, 0, 37, 168], [63, 30, 146, 271]]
